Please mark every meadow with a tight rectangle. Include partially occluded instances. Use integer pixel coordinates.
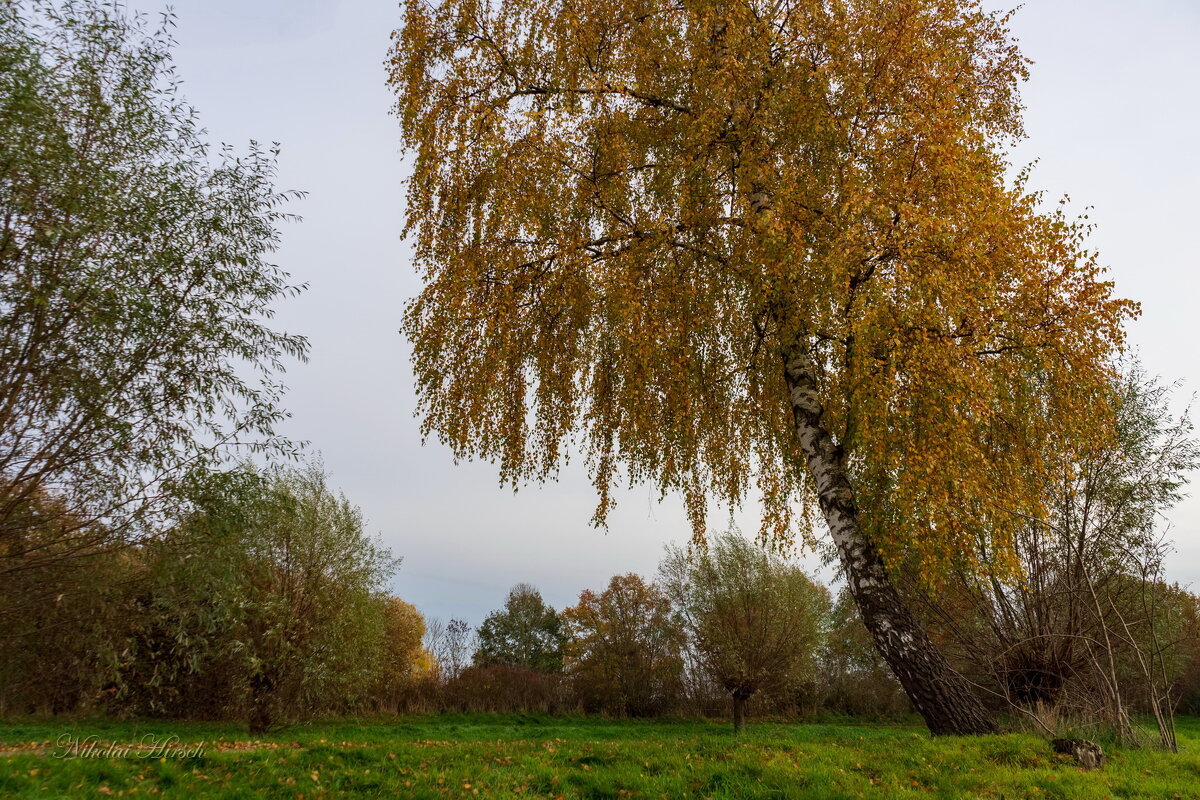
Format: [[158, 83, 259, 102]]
[[1, 715, 1198, 799]]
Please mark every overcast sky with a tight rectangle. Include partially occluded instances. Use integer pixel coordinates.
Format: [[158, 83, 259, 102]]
[[131, 0, 1200, 626]]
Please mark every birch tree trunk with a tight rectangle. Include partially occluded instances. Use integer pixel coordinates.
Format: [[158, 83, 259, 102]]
[[782, 344, 997, 736]]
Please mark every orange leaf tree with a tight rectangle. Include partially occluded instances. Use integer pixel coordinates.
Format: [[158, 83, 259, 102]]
[[561, 573, 685, 716], [389, 0, 1135, 734]]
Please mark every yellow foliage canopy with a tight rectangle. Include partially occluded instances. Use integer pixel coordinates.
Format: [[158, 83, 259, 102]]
[[390, 0, 1135, 579], [380, 597, 435, 688]]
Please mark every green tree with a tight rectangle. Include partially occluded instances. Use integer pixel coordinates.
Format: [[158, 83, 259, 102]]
[[475, 583, 565, 673], [561, 573, 685, 716], [0, 510, 140, 714], [660, 533, 828, 732], [134, 462, 396, 732], [0, 0, 307, 585], [390, 0, 1135, 734]]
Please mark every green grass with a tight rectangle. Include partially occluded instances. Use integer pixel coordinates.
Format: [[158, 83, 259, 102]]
[[1, 714, 1198, 798]]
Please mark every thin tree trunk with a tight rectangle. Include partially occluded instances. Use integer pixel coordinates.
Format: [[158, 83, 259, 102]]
[[732, 692, 748, 734], [248, 672, 275, 735], [782, 344, 997, 736]]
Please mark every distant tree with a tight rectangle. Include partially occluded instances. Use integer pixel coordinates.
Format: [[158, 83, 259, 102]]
[[0, 517, 141, 714], [1175, 592, 1200, 717], [135, 462, 396, 732], [427, 617, 475, 681], [821, 586, 909, 718], [561, 573, 685, 716], [374, 597, 436, 709], [661, 533, 828, 732], [0, 0, 307, 587], [474, 583, 565, 673]]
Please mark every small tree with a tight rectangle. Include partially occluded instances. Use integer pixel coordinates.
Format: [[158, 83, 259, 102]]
[[561, 573, 685, 716], [373, 597, 435, 710], [475, 583, 565, 673], [0, 512, 141, 714], [138, 462, 396, 732], [427, 617, 475, 681], [660, 533, 828, 732], [908, 365, 1198, 748]]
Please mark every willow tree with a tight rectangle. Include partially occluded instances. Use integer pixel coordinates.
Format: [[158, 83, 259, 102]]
[[661, 534, 828, 732], [0, 0, 307, 584], [389, 0, 1135, 734]]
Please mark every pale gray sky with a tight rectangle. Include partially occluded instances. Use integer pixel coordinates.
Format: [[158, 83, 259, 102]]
[[136, 0, 1200, 626]]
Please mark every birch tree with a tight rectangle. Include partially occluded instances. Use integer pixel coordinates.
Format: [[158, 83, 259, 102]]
[[390, 0, 1135, 734]]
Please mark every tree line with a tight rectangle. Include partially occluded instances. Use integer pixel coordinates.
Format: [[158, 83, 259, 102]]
[[6, 456, 1197, 739], [10, 510, 1199, 741], [414, 514, 1200, 740]]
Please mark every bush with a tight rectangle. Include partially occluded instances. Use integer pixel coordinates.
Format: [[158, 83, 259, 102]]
[[118, 463, 396, 731], [440, 666, 571, 714]]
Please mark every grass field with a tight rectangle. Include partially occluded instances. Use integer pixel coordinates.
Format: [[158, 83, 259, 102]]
[[1, 714, 1198, 799]]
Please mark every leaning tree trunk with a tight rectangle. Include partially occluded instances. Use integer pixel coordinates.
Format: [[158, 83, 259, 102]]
[[782, 344, 997, 736]]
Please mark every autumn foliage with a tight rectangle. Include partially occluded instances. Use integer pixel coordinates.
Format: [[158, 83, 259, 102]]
[[561, 573, 684, 716], [374, 597, 437, 709], [390, 0, 1134, 576]]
